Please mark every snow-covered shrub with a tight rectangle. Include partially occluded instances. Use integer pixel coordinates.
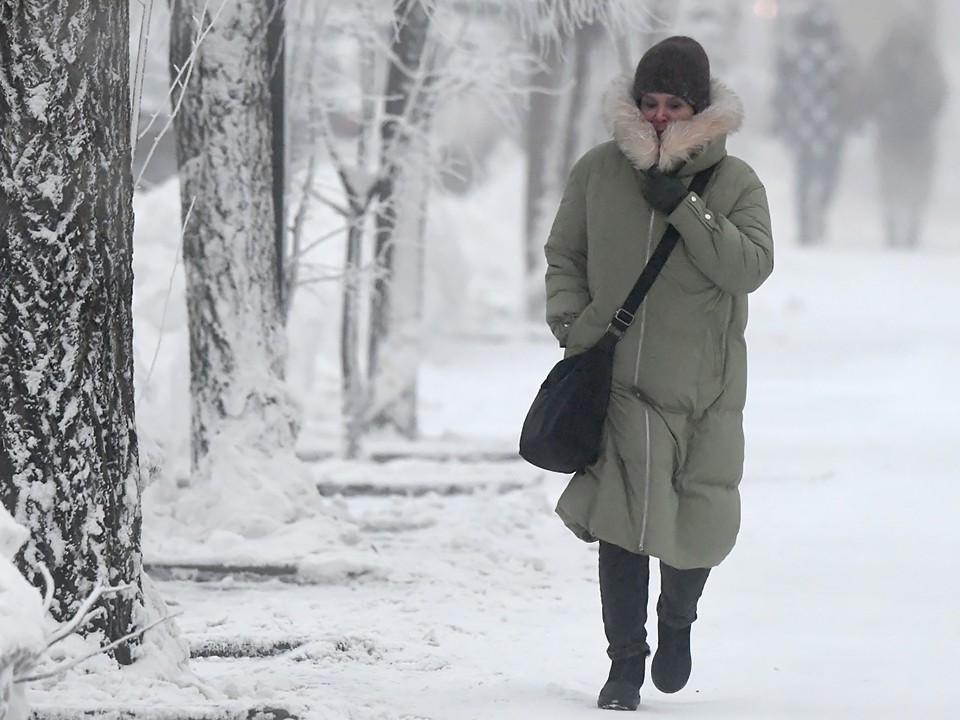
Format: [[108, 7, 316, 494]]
[[0, 507, 45, 720]]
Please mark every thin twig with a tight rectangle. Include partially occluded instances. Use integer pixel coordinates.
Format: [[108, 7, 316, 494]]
[[290, 224, 348, 260], [16, 613, 180, 684], [284, 148, 319, 319], [46, 583, 133, 648], [312, 183, 351, 218], [136, 196, 196, 405], [130, 0, 156, 163], [135, 0, 229, 190]]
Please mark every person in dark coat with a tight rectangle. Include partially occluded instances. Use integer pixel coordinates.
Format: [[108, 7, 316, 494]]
[[771, 2, 853, 246], [866, 8, 947, 248]]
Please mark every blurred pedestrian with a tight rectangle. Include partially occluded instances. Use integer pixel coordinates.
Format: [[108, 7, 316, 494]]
[[865, 8, 947, 248], [771, 2, 854, 245], [671, 0, 742, 76], [543, 36, 774, 710]]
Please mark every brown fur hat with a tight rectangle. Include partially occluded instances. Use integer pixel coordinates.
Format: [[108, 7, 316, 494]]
[[633, 36, 711, 113]]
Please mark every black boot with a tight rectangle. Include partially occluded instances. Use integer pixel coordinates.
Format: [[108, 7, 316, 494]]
[[650, 621, 691, 694], [651, 562, 710, 694], [597, 653, 647, 711], [597, 542, 651, 711]]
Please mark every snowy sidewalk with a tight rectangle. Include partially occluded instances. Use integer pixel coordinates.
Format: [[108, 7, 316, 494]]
[[24, 246, 960, 719], [157, 453, 960, 720], [27, 452, 960, 719]]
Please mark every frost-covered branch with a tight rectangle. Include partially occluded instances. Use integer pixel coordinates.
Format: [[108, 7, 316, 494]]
[[136, 196, 196, 405], [291, 224, 348, 260], [44, 582, 133, 648], [509, 0, 649, 41], [292, 269, 349, 287], [284, 150, 317, 319], [9, 564, 176, 686], [278, 0, 654, 448], [282, 3, 327, 320], [15, 613, 177, 684], [130, 0, 156, 158]]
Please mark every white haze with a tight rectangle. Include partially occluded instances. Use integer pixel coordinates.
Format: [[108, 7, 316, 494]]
[[5, 1, 960, 718]]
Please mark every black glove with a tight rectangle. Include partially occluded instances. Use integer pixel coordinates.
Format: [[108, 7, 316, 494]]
[[643, 169, 689, 215]]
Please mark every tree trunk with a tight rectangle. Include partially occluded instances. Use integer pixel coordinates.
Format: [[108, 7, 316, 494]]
[[524, 35, 567, 321], [0, 0, 144, 664], [368, 0, 432, 438], [339, 40, 379, 459], [169, 0, 294, 472], [267, 0, 286, 314], [341, 191, 367, 460], [368, 150, 429, 438], [560, 22, 602, 181]]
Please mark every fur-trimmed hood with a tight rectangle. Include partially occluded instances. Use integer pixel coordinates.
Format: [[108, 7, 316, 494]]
[[602, 74, 744, 173]]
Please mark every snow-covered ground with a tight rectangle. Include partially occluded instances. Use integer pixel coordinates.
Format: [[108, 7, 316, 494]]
[[12, 4, 960, 718], [19, 125, 960, 718]]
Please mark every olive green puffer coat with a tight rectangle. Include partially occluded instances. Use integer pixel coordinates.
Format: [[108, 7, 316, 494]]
[[546, 75, 774, 570]]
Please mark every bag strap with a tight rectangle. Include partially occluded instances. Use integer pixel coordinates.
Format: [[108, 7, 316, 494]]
[[603, 162, 720, 344]]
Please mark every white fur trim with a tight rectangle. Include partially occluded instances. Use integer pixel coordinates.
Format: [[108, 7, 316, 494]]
[[602, 75, 744, 172]]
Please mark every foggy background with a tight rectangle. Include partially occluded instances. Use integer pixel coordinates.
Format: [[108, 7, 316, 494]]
[[132, 0, 959, 254], [127, 0, 960, 464], [20, 3, 955, 714]]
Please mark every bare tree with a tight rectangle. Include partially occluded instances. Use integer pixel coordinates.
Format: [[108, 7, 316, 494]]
[[284, 0, 648, 454], [286, 0, 440, 456], [367, 0, 433, 437], [520, 0, 652, 320], [169, 0, 296, 472], [524, 30, 569, 321], [0, 0, 145, 663], [523, 21, 605, 321]]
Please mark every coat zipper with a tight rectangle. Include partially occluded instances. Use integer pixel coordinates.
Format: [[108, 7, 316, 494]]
[[638, 406, 652, 552], [635, 212, 656, 552]]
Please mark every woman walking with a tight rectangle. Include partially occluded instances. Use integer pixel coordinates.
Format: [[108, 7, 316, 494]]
[[543, 36, 774, 710]]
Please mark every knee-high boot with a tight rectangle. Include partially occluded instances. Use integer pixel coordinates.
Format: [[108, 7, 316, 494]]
[[596, 541, 651, 710], [651, 561, 710, 694]]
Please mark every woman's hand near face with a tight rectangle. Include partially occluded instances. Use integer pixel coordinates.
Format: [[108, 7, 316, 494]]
[[643, 169, 688, 214]]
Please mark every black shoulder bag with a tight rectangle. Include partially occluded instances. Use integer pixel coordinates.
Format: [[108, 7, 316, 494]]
[[518, 163, 718, 474]]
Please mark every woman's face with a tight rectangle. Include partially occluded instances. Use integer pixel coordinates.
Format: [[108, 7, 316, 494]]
[[639, 93, 694, 135]]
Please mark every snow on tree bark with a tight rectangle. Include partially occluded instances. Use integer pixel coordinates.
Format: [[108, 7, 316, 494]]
[[169, 0, 295, 472], [0, 0, 144, 663]]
